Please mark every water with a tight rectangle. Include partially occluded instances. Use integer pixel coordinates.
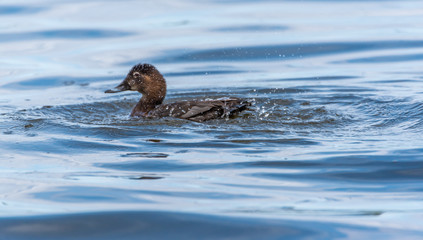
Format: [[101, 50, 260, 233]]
[[1, 0, 423, 239]]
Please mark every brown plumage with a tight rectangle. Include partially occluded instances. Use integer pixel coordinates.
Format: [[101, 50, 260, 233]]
[[105, 63, 251, 122]]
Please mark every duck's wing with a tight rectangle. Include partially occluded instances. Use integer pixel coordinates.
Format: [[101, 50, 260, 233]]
[[180, 105, 217, 119], [153, 98, 251, 122]]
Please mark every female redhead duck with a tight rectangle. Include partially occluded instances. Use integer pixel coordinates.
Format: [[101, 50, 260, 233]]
[[105, 63, 251, 122]]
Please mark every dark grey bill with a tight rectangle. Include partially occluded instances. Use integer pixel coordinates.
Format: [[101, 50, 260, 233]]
[[105, 81, 130, 93]]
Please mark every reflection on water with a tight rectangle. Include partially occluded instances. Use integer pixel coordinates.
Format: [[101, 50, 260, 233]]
[[1, 0, 423, 239]]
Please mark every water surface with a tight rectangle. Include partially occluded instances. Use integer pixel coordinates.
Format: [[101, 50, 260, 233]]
[[1, 0, 423, 239]]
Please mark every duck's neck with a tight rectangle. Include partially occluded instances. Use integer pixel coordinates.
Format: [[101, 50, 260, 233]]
[[130, 72, 167, 117], [130, 95, 164, 117]]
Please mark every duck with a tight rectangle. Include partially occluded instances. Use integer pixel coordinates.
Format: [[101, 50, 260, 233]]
[[105, 63, 251, 122]]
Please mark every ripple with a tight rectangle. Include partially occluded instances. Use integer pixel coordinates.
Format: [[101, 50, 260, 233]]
[[164, 70, 245, 77], [122, 153, 169, 158], [145, 40, 423, 63], [96, 160, 227, 172], [3, 75, 119, 89], [0, 29, 133, 42], [0, 211, 353, 240], [212, 25, 289, 32], [246, 153, 423, 188], [34, 186, 153, 203], [213, 138, 319, 146], [335, 53, 423, 64], [266, 75, 359, 82], [34, 186, 261, 203], [3, 137, 134, 154], [0, 5, 43, 15], [131, 175, 164, 180], [231, 206, 384, 217], [354, 98, 423, 130]]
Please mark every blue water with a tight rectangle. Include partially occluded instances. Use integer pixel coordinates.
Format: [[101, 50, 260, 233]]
[[1, 0, 423, 239]]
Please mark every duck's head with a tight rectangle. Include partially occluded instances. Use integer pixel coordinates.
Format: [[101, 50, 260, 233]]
[[105, 63, 166, 102]]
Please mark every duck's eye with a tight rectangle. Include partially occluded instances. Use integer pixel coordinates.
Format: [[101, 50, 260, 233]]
[[133, 72, 140, 78]]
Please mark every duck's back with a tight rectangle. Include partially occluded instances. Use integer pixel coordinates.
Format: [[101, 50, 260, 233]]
[[148, 98, 251, 122]]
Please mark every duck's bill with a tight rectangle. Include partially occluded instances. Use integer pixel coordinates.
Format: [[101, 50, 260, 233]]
[[105, 88, 125, 93], [105, 81, 130, 93]]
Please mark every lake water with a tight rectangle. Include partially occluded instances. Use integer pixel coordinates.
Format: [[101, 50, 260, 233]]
[[1, 0, 423, 239]]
